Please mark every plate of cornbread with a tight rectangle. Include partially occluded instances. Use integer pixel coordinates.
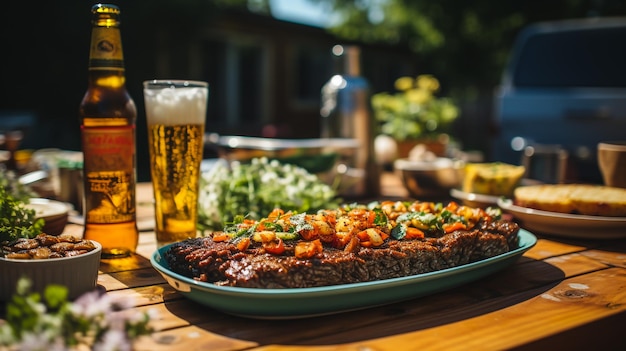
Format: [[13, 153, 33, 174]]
[[451, 162, 531, 208], [497, 184, 626, 239]]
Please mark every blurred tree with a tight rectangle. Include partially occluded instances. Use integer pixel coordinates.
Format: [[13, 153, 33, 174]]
[[309, 0, 626, 98], [304, 0, 626, 155]]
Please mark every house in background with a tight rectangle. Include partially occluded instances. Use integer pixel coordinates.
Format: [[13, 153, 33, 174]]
[[145, 9, 420, 141], [0, 6, 418, 180]]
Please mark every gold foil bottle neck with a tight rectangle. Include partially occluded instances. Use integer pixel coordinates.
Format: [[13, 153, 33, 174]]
[[92, 4, 121, 27], [88, 4, 124, 70]]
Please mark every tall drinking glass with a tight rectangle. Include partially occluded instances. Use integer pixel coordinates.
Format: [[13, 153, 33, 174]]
[[143, 80, 208, 247]]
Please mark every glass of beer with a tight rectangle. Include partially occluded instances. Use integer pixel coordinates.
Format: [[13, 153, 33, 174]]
[[143, 80, 209, 247]]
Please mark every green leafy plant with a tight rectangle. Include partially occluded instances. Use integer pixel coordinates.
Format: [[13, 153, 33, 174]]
[[197, 157, 340, 230], [0, 278, 154, 351], [371, 74, 460, 141], [0, 185, 44, 244], [0, 170, 38, 203]]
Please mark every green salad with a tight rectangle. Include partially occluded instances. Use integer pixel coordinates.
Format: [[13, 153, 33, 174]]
[[197, 157, 340, 230]]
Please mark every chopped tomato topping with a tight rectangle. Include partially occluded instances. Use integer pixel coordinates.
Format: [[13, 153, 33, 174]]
[[343, 235, 360, 253], [264, 238, 285, 255], [299, 222, 319, 241], [257, 231, 276, 243], [237, 238, 251, 251], [405, 227, 425, 239], [323, 211, 337, 228], [267, 208, 285, 220], [443, 222, 467, 233], [332, 232, 352, 248], [236, 219, 256, 231], [357, 228, 388, 247], [212, 232, 230, 242], [367, 210, 376, 226], [445, 201, 460, 212], [295, 239, 323, 259], [409, 201, 433, 213], [222, 199, 498, 259]]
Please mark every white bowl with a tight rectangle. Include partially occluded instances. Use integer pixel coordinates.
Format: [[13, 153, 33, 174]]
[[26, 198, 70, 235], [0, 240, 101, 300]]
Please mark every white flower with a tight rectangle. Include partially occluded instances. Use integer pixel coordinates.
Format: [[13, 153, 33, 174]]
[[261, 170, 277, 183], [0, 321, 17, 345], [2, 278, 153, 351], [93, 329, 130, 351], [105, 311, 129, 333], [109, 295, 135, 311], [71, 291, 112, 319], [15, 332, 64, 351]]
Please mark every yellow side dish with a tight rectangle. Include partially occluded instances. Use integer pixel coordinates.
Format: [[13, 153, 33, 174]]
[[462, 163, 525, 196]]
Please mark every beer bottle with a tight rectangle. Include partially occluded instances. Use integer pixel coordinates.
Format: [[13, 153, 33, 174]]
[[79, 3, 138, 258]]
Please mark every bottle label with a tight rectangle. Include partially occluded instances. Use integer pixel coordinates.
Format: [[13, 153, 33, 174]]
[[89, 27, 124, 70], [82, 126, 135, 224]]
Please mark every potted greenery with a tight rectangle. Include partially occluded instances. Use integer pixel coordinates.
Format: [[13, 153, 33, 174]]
[[371, 74, 459, 158]]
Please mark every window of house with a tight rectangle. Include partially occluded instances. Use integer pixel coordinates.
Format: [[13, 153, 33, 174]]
[[201, 38, 268, 134]]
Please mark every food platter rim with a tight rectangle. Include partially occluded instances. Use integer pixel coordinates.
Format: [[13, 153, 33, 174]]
[[450, 188, 501, 205]]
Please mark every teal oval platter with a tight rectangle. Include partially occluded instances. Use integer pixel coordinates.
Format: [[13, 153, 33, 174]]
[[151, 230, 537, 319]]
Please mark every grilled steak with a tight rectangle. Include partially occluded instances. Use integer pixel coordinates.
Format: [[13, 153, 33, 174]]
[[164, 201, 519, 288]]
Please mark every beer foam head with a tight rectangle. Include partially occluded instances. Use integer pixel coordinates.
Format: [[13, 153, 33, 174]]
[[144, 82, 208, 126]]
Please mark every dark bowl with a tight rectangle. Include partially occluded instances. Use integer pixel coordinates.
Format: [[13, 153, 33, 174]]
[[395, 158, 464, 199]]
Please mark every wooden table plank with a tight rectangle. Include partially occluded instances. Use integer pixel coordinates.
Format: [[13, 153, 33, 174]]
[[135, 325, 258, 351], [108, 282, 181, 303], [544, 252, 609, 276], [111, 267, 165, 288], [248, 268, 626, 351], [581, 248, 626, 269], [524, 238, 586, 260], [125, 252, 624, 351], [99, 253, 154, 273]]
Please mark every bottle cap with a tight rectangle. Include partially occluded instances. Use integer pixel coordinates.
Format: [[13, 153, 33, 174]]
[[91, 4, 121, 26], [92, 4, 120, 14]]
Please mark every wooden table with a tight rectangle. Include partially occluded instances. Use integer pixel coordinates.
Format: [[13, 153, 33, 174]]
[[19, 173, 626, 350]]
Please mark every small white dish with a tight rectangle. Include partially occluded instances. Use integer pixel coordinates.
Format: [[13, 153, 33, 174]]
[[26, 198, 70, 235]]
